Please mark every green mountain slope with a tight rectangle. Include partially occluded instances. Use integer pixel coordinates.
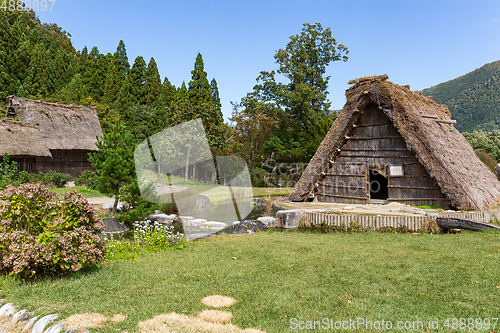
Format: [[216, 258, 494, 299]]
[[422, 60, 500, 132]]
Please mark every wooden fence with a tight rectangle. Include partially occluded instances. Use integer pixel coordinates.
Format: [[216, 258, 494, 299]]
[[304, 211, 498, 231]]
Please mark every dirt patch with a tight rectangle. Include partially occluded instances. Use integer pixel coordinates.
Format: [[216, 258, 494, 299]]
[[111, 314, 128, 323], [199, 310, 232, 323], [201, 295, 236, 308], [137, 313, 265, 333], [64, 313, 108, 329]]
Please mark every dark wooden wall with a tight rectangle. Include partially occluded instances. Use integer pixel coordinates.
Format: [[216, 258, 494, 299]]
[[316, 104, 452, 209], [11, 156, 36, 172], [36, 150, 94, 177]]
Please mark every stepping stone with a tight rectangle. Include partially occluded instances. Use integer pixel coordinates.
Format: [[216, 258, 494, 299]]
[[32, 314, 58, 333], [0, 303, 16, 318], [45, 322, 65, 333], [10, 310, 26, 324], [22, 316, 39, 332]]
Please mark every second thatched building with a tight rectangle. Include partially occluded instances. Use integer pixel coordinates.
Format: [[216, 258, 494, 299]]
[[2, 96, 103, 177], [289, 75, 500, 211]]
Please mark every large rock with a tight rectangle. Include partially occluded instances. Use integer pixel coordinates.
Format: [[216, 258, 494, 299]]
[[103, 200, 125, 211], [252, 198, 268, 209], [103, 217, 130, 233], [494, 164, 500, 181], [145, 213, 176, 224], [233, 220, 267, 234], [257, 216, 279, 228], [276, 210, 302, 229]]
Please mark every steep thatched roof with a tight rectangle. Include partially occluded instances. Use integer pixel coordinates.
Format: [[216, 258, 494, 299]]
[[289, 74, 500, 211], [0, 119, 52, 157], [7, 96, 103, 151]]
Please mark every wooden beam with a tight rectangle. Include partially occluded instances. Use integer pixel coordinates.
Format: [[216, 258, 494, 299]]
[[436, 217, 500, 232], [318, 193, 369, 200], [339, 154, 416, 158], [325, 173, 366, 177], [421, 114, 438, 119], [319, 184, 366, 189], [388, 185, 441, 190], [348, 136, 403, 140], [387, 198, 449, 201], [435, 119, 457, 124]]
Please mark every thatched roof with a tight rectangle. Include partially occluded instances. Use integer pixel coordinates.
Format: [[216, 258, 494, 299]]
[[7, 96, 103, 151], [0, 119, 52, 157], [289, 74, 500, 211]]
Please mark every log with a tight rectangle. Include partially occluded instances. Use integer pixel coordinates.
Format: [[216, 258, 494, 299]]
[[436, 217, 500, 232]]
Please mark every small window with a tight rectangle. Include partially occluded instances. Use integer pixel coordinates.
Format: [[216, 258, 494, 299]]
[[389, 165, 404, 177]]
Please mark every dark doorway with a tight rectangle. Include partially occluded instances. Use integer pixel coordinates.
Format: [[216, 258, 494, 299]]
[[369, 170, 388, 199]]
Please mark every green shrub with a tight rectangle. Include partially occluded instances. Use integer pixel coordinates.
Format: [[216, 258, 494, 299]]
[[75, 170, 99, 190], [40, 170, 72, 187], [0, 184, 106, 279], [0, 154, 19, 189]]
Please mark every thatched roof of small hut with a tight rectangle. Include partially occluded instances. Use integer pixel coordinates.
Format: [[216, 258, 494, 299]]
[[7, 96, 103, 151], [0, 119, 52, 157], [289, 74, 500, 211]]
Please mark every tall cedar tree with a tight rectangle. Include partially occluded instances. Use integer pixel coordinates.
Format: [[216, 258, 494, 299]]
[[176, 81, 188, 102], [210, 78, 221, 110], [115, 75, 136, 119], [81, 46, 107, 100], [143, 57, 162, 107], [188, 53, 212, 105], [129, 56, 147, 103], [88, 121, 136, 215], [25, 43, 49, 98], [158, 77, 176, 107], [103, 61, 124, 105], [114, 40, 130, 74]]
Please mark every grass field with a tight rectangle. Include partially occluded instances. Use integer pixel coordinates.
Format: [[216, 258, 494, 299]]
[[1, 231, 500, 332]]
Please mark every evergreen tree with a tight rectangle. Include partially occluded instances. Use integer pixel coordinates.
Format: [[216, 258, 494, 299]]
[[188, 53, 212, 105], [25, 43, 49, 98], [143, 57, 162, 107], [103, 61, 125, 105], [115, 75, 136, 119], [88, 121, 136, 216], [81, 46, 106, 100], [210, 78, 221, 110], [129, 56, 147, 103], [0, 11, 11, 100], [176, 81, 189, 102], [60, 73, 87, 103], [114, 40, 129, 74], [158, 77, 176, 107]]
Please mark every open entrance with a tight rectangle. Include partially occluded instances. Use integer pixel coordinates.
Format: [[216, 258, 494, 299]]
[[369, 169, 388, 200]]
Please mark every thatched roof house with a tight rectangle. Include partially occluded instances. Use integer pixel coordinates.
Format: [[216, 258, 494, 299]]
[[3, 96, 103, 176], [0, 120, 51, 158], [289, 75, 500, 211]]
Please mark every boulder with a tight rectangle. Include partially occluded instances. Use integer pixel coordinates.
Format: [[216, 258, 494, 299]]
[[494, 164, 500, 181], [276, 210, 302, 229], [200, 221, 228, 230], [257, 216, 279, 228], [145, 213, 176, 224], [103, 217, 130, 233], [252, 198, 268, 208], [233, 220, 267, 234], [103, 200, 125, 211]]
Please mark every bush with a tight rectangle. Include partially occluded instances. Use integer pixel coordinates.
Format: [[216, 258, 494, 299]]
[[75, 170, 99, 190], [0, 154, 19, 189], [40, 170, 72, 187], [0, 184, 106, 279]]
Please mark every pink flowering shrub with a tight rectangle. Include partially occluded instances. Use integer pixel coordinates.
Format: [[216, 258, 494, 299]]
[[0, 184, 106, 279]]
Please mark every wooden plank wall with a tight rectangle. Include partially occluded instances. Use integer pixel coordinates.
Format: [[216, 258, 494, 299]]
[[36, 150, 94, 177], [316, 104, 452, 208], [306, 211, 495, 231]]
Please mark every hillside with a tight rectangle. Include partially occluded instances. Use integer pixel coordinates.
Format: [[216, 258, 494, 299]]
[[422, 60, 500, 132]]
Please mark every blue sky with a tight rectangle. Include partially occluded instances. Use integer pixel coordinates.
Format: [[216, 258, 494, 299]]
[[37, 0, 500, 121]]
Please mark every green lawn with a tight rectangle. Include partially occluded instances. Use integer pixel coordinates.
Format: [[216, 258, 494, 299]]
[[49, 186, 105, 198], [1, 232, 500, 332]]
